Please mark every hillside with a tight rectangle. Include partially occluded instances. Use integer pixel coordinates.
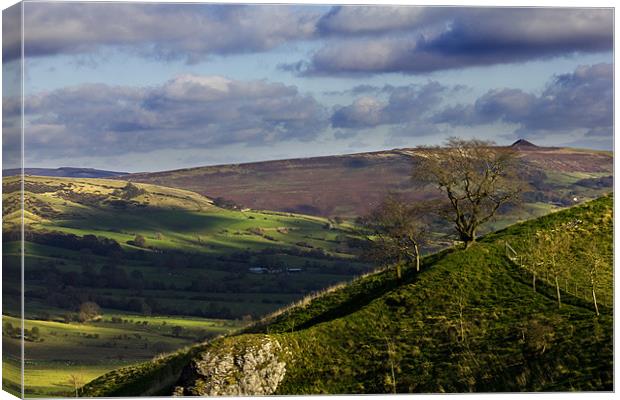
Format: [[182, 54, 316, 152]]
[[2, 176, 370, 397], [3, 175, 370, 319], [80, 194, 613, 395], [3, 167, 127, 178], [121, 145, 613, 218]]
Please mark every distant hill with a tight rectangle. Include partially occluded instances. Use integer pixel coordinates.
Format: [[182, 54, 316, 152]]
[[3, 167, 127, 178], [80, 194, 613, 396], [122, 145, 612, 218], [510, 139, 540, 149]]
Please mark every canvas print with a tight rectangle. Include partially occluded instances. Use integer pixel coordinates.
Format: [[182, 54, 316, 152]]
[[1, 1, 614, 397]]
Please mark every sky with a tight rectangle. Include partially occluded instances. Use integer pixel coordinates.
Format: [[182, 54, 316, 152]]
[[1, 2, 614, 172]]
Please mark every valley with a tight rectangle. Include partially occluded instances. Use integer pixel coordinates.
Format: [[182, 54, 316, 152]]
[[2, 175, 370, 396], [1, 143, 613, 396]]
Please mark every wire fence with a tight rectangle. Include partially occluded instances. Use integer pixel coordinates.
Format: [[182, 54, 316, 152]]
[[504, 241, 612, 308]]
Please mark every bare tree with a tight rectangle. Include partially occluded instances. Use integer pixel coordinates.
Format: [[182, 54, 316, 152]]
[[584, 240, 604, 316], [362, 195, 429, 279], [67, 373, 84, 397], [413, 137, 525, 248], [520, 230, 546, 292], [384, 337, 398, 394], [534, 229, 573, 309]]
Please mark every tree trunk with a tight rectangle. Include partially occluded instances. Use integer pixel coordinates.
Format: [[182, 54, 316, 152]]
[[532, 272, 536, 292], [592, 287, 599, 316], [385, 338, 397, 394], [458, 296, 466, 343], [414, 244, 420, 272], [458, 229, 475, 248], [555, 276, 561, 309], [463, 236, 476, 248]]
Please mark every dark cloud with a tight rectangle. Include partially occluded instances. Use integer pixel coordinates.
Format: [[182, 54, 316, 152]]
[[6, 4, 612, 76], [299, 8, 613, 75], [432, 63, 613, 140], [19, 75, 328, 159], [2, 3, 23, 169], [317, 6, 436, 36], [331, 81, 449, 130], [2, 3, 22, 63], [9, 3, 318, 63]]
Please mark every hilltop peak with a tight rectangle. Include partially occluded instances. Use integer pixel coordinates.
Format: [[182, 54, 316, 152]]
[[510, 139, 538, 149]]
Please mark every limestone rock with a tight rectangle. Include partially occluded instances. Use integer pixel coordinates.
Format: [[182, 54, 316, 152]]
[[180, 336, 289, 396]]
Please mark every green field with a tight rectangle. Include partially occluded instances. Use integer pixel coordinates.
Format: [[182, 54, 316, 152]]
[[3, 176, 371, 320], [2, 176, 371, 396], [2, 313, 243, 397]]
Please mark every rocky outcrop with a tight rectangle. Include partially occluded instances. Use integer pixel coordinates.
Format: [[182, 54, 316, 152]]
[[174, 335, 290, 396]]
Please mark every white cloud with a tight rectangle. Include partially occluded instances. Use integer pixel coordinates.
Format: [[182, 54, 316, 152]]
[[18, 75, 328, 160]]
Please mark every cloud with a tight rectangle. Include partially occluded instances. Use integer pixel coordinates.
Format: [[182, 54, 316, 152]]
[[8, 3, 319, 63], [328, 64, 612, 147], [331, 81, 449, 129], [20, 75, 328, 160], [432, 63, 613, 140], [297, 8, 613, 75], [7, 4, 612, 76], [2, 3, 22, 62], [317, 6, 434, 36]]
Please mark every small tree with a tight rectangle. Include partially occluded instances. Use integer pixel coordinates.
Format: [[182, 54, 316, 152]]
[[30, 326, 40, 341], [534, 229, 572, 309], [413, 137, 526, 248], [3, 322, 15, 337], [362, 194, 429, 278], [520, 230, 546, 292], [584, 239, 605, 316], [78, 302, 101, 322], [133, 234, 146, 248], [171, 325, 183, 337], [384, 337, 398, 394], [67, 373, 84, 397]]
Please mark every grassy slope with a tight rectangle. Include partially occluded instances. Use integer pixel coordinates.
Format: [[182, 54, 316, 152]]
[[81, 194, 613, 395], [269, 196, 613, 393], [4, 175, 352, 256]]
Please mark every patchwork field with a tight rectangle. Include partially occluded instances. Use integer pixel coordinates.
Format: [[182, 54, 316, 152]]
[[2, 313, 242, 397], [2, 175, 371, 396]]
